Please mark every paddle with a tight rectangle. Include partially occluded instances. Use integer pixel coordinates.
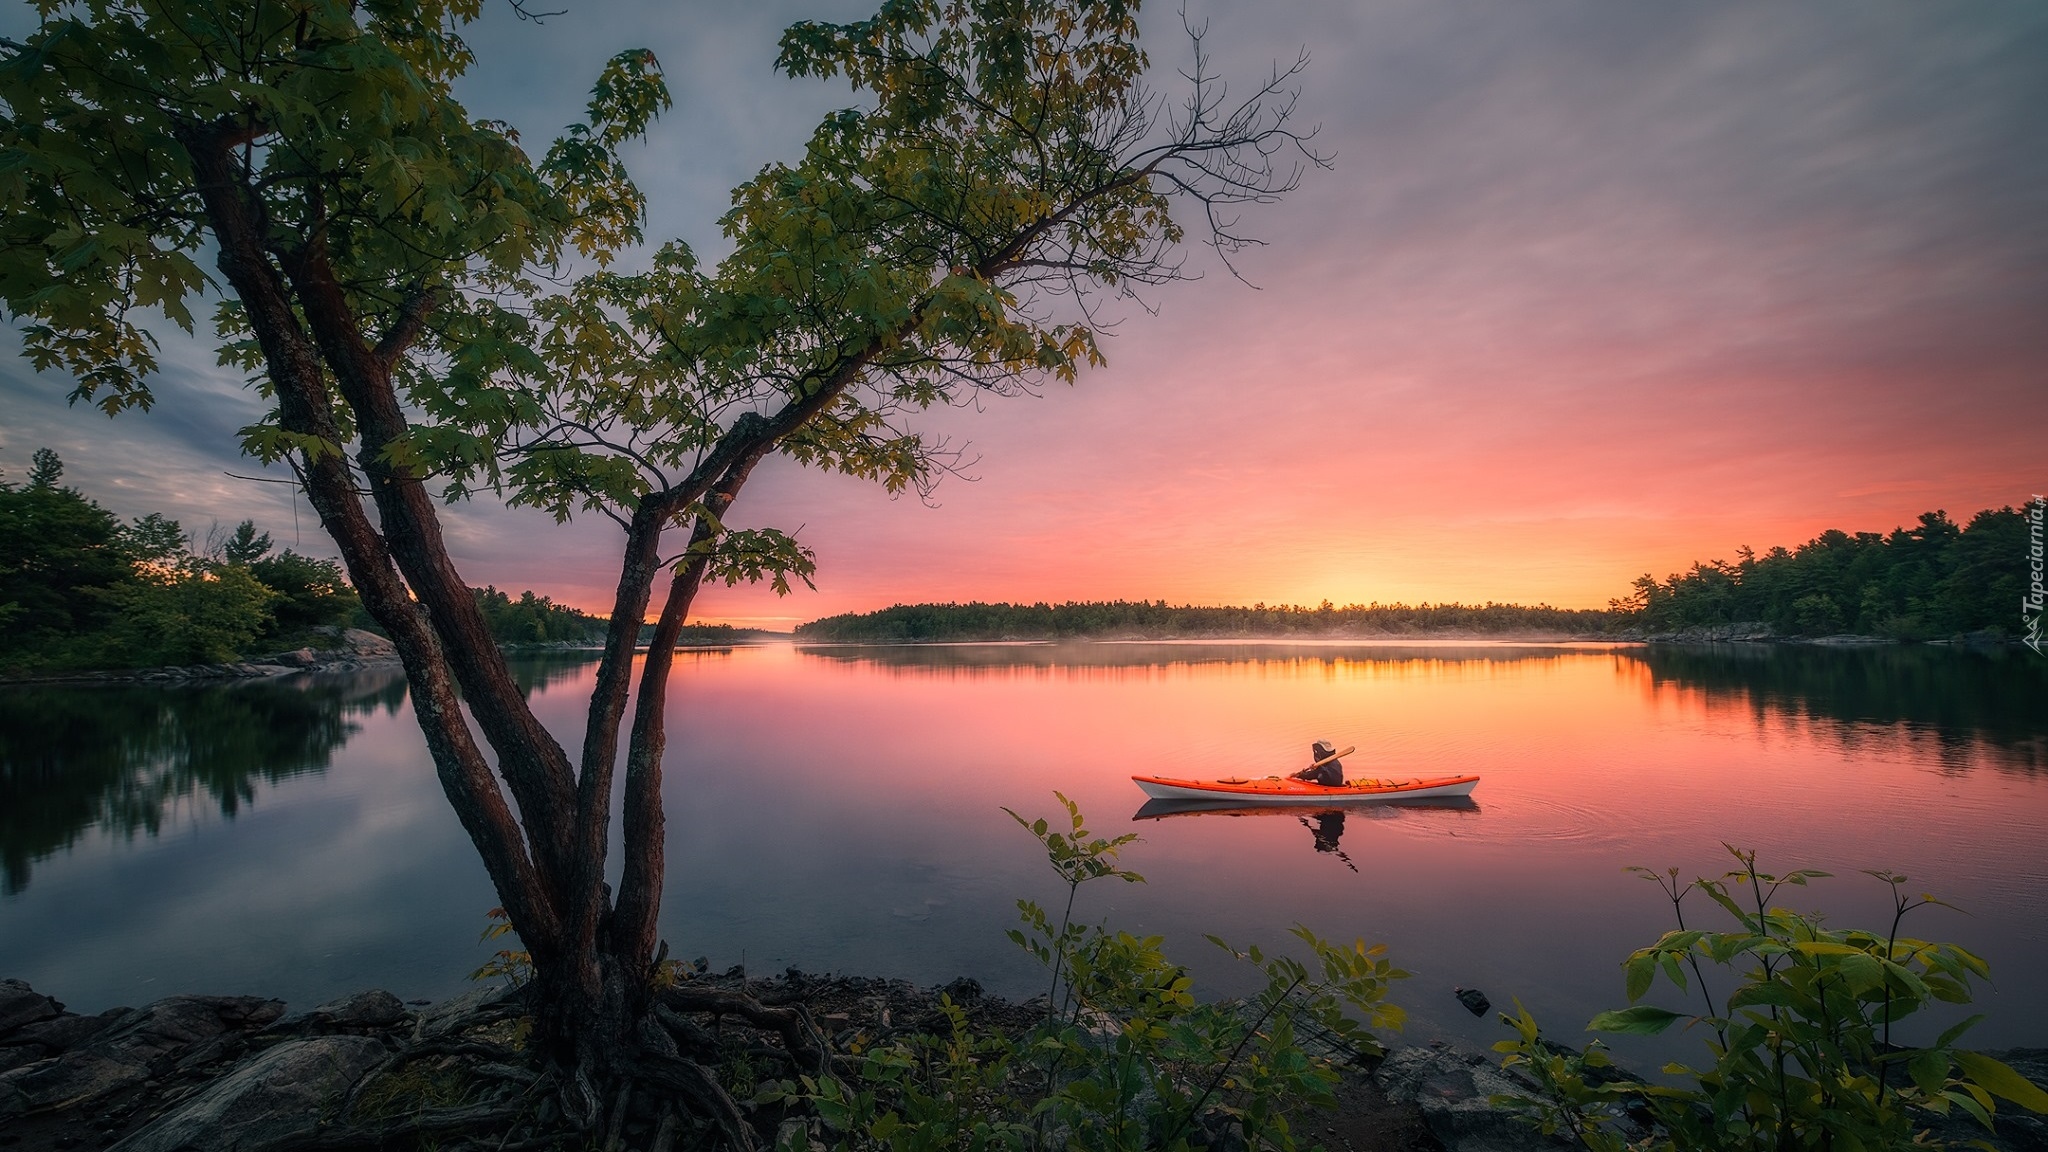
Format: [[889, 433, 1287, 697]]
[[1267, 746, 1355, 781]]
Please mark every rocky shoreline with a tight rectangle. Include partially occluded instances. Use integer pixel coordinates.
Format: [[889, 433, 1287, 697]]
[[0, 974, 1518, 1152], [5, 976, 2042, 1152], [0, 629, 401, 687]]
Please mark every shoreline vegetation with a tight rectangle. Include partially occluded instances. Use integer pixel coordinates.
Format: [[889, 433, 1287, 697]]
[[4, 452, 2032, 677]]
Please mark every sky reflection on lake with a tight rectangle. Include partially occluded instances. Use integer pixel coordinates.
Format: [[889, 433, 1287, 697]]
[[2, 642, 2042, 1064]]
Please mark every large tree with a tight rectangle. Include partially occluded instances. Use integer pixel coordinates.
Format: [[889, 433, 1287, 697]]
[[1, 0, 1317, 1129]]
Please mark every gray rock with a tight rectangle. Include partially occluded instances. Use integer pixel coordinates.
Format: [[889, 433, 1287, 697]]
[[312, 989, 406, 1029], [268, 989, 409, 1036], [0, 995, 284, 1117], [0, 1045, 49, 1074], [339, 628, 395, 656], [109, 1035, 387, 1152], [0, 979, 62, 1035], [280, 648, 318, 667], [413, 983, 517, 1039], [4, 1007, 131, 1054], [1375, 1043, 1571, 1152]]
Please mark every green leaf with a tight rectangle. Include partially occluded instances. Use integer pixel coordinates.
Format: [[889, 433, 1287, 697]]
[[1624, 954, 1654, 1003], [1587, 1006, 1686, 1035], [1955, 1050, 2048, 1113], [1937, 1014, 1986, 1050]]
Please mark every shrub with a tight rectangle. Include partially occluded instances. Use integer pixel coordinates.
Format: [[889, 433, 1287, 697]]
[[760, 794, 1407, 1151], [1492, 847, 2048, 1151]]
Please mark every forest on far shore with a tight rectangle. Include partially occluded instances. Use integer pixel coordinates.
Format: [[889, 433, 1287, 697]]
[[8, 443, 2033, 660], [795, 504, 2038, 643], [1, 450, 605, 671]]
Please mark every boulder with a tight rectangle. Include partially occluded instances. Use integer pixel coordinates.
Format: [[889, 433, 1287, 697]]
[[3, 1007, 132, 1056], [0, 994, 284, 1117], [266, 989, 408, 1036], [108, 1035, 387, 1152], [1374, 1042, 1572, 1152], [339, 628, 395, 657], [0, 979, 62, 1036]]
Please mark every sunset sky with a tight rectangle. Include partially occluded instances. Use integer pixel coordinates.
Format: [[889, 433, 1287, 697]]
[[3, 0, 2043, 627]]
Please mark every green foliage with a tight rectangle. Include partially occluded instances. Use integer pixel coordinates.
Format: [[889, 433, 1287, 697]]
[[3, 0, 1324, 1062], [1492, 848, 2048, 1151], [470, 905, 535, 988], [248, 550, 360, 635], [93, 561, 280, 666], [470, 585, 604, 646], [769, 795, 1405, 1152], [1613, 508, 2032, 638], [0, 453, 132, 657], [220, 520, 273, 566], [0, 0, 664, 415], [0, 449, 385, 668], [796, 599, 1619, 641]]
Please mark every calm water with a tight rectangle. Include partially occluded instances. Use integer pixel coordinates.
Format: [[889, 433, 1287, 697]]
[[2, 642, 2044, 1065]]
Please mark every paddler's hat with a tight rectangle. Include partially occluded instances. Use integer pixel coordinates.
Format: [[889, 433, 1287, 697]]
[[1312, 740, 1336, 759]]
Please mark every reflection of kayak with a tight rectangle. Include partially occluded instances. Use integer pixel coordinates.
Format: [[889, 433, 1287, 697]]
[[1130, 773, 1480, 803], [1132, 796, 1478, 821]]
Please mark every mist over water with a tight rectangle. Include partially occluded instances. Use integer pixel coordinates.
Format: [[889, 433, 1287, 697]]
[[2, 642, 2042, 1065]]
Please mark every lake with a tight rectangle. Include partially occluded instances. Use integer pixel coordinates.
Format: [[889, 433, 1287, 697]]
[[3, 641, 2044, 1068]]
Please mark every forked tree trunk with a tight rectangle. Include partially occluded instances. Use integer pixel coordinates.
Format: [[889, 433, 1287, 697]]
[[173, 85, 1055, 1101]]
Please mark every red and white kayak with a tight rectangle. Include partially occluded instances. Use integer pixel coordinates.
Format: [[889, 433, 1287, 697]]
[[1130, 773, 1480, 804]]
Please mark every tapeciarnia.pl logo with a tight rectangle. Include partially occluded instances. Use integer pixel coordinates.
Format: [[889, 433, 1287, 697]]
[[2026, 494, 2045, 656]]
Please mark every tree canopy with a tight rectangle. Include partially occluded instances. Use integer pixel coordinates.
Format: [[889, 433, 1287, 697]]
[[1611, 507, 2031, 639], [0, 450, 361, 669], [1, 0, 1321, 1127]]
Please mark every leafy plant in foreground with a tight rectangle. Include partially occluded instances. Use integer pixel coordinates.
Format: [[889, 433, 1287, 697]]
[[1492, 847, 2048, 1151], [765, 795, 1406, 1151]]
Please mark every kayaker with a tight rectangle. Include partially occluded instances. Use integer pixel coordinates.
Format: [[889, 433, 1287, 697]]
[[1292, 740, 1344, 786]]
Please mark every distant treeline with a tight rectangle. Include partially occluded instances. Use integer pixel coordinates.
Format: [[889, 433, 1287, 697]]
[[634, 623, 783, 646], [1, 448, 612, 671], [798, 505, 2039, 644], [2, 449, 361, 670], [793, 599, 1616, 642], [471, 586, 606, 645], [1612, 506, 2033, 639]]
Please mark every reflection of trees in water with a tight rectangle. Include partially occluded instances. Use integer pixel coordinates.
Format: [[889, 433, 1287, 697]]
[[1626, 644, 2047, 770], [505, 651, 608, 694], [0, 668, 407, 894], [799, 642, 1615, 678]]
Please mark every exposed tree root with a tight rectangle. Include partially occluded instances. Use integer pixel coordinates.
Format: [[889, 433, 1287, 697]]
[[285, 975, 877, 1151], [659, 983, 835, 1077], [300, 1100, 529, 1150]]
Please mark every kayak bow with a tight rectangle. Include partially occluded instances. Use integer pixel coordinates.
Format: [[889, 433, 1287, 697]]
[[1130, 773, 1479, 804]]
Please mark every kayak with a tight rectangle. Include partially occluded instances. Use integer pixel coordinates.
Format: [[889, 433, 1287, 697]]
[[1131, 796, 1478, 821], [1130, 773, 1480, 804]]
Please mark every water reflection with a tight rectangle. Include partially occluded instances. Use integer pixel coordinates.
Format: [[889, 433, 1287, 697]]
[[805, 641, 2046, 774], [1624, 644, 2048, 769], [1131, 797, 1482, 873], [0, 669, 406, 894], [799, 641, 1631, 676], [2, 641, 2044, 1059], [506, 651, 609, 694]]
